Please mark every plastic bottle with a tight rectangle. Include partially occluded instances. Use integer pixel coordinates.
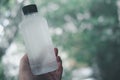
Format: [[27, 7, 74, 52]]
[[19, 4, 58, 75]]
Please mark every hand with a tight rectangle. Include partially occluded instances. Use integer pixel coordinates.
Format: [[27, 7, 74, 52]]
[[19, 48, 63, 80]]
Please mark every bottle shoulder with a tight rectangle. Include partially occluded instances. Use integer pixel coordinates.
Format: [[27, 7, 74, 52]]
[[23, 14, 43, 22], [19, 13, 46, 27]]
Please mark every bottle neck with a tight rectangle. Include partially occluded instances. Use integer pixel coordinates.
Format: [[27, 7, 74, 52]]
[[23, 12, 37, 18]]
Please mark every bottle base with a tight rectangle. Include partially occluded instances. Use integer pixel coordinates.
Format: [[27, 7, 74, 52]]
[[30, 60, 58, 75]]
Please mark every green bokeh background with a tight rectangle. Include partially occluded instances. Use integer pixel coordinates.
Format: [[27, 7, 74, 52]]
[[0, 0, 120, 80]]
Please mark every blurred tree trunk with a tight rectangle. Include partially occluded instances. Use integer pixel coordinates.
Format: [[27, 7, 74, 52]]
[[90, 0, 120, 80]]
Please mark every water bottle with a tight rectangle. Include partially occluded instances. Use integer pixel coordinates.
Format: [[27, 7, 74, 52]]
[[19, 4, 58, 75]]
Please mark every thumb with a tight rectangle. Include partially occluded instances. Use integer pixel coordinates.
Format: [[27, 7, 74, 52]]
[[19, 54, 33, 80]]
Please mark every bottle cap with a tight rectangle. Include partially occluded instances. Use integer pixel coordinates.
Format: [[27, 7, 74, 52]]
[[22, 4, 38, 15]]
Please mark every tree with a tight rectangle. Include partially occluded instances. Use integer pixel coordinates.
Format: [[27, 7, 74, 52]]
[[89, 0, 120, 80], [0, 0, 24, 79]]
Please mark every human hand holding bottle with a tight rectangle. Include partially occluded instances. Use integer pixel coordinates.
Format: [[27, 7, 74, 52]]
[[19, 48, 63, 80]]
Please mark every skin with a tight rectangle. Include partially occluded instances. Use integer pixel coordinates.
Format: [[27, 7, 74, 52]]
[[19, 48, 63, 80]]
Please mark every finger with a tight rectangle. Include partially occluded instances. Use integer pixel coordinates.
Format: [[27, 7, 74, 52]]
[[56, 56, 62, 63], [19, 54, 33, 80], [54, 48, 58, 56], [57, 56, 63, 73], [56, 56, 63, 80]]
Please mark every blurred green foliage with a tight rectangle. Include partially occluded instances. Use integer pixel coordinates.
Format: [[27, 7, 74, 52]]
[[38, 0, 120, 80], [0, 0, 120, 80]]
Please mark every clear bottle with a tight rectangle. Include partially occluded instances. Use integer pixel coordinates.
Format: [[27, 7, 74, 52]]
[[19, 4, 58, 75]]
